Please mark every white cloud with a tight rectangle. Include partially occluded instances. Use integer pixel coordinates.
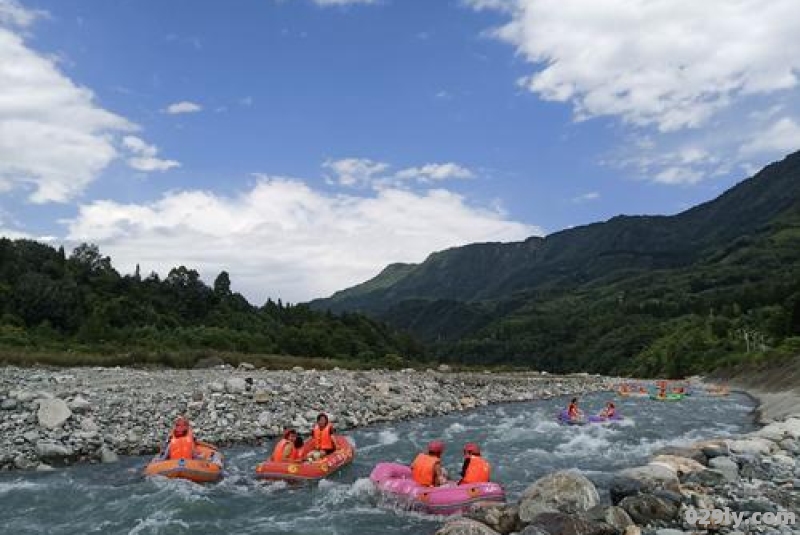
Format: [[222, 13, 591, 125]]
[[323, 157, 389, 187], [123, 136, 180, 172], [66, 178, 538, 302], [395, 162, 475, 182], [739, 117, 800, 158], [0, 1, 175, 202], [572, 191, 599, 203], [474, 0, 800, 133], [324, 158, 476, 189], [164, 101, 202, 114]]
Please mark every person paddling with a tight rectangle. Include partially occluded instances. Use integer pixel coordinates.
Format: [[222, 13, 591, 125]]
[[566, 397, 583, 421], [163, 416, 197, 460], [271, 428, 303, 462], [599, 401, 616, 419], [411, 440, 447, 487], [459, 442, 491, 484]]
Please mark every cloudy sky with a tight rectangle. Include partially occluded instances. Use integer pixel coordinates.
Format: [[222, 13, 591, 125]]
[[2, 0, 800, 302]]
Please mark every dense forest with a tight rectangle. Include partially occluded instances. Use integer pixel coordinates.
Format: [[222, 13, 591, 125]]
[[0, 240, 421, 368], [313, 151, 800, 377]]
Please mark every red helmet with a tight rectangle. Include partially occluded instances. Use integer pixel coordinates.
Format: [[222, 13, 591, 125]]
[[427, 440, 445, 455], [463, 442, 481, 456], [283, 428, 297, 439]]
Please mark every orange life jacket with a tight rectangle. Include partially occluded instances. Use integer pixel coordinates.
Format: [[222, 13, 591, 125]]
[[271, 439, 299, 462], [411, 453, 438, 487], [461, 455, 490, 484], [313, 424, 334, 450], [168, 429, 195, 460]]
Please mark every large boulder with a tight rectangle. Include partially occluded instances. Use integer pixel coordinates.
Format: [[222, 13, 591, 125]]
[[619, 494, 678, 525], [528, 512, 615, 535], [467, 503, 522, 535], [617, 464, 680, 493], [519, 470, 599, 523], [37, 398, 72, 429], [99, 446, 119, 464], [435, 518, 501, 535]]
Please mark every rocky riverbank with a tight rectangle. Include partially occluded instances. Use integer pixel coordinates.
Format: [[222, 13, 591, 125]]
[[439, 393, 799, 535], [0, 365, 608, 472]]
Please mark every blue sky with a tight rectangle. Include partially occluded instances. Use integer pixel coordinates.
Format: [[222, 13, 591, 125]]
[[2, 0, 800, 302]]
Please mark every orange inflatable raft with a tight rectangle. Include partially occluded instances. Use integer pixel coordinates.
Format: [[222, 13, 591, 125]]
[[255, 435, 354, 482], [144, 442, 224, 483]]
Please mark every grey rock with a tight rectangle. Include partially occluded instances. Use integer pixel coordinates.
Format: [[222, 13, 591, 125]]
[[701, 443, 730, 459], [100, 446, 119, 464], [655, 530, 687, 535], [68, 395, 91, 413], [709, 456, 739, 482], [225, 378, 247, 394], [467, 503, 521, 535], [618, 464, 680, 493], [35, 440, 73, 459], [520, 527, 551, 535], [253, 390, 270, 404], [586, 505, 634, 532], [529, 512, 615, 535], [519, 470, 600, 522], [36, 463, 55, 472], [653, 446, 707, 465], [619, 494, 678, 525], [1, 398, 17, 410], [609, 476, 648, 505], [435, 518, 501, 535], [36, 398, 72, 429], [683, 468, 728, 487], [23, 430, 39, 443]]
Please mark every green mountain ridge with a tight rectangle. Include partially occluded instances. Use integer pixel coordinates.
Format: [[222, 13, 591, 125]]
[[311, 150, 800, 376]]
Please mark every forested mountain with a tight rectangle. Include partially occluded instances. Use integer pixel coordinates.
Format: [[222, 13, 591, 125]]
[[0, 241, 420, 367], [312, 151, 800, 377]]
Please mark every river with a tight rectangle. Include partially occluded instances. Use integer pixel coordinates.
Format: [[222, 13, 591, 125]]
[[0, 391, 757, 535]]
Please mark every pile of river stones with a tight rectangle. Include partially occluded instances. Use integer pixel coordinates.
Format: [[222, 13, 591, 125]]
[[440, 414, 800, 535], [0, 365, 607, 471]]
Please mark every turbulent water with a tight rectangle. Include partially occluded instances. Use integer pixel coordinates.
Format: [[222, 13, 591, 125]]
[[0, 391, 756, 535]]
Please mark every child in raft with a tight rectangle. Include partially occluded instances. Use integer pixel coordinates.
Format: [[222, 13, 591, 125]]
[[307, 413, 337, 460]]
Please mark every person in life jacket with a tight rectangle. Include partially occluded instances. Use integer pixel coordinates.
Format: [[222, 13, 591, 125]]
[[272, 428, 303, 462], [459, 442, 490, 485], [599, 401, 616, 419], [412, 440, 447, 487], [311, 413, 336, 456], [657, 383, 667, 398], [566, 398, 583, 420], [165, 416, 196, 460]]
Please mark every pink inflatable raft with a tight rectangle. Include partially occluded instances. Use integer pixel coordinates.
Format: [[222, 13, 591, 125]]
[[370, 462, 505, 515]]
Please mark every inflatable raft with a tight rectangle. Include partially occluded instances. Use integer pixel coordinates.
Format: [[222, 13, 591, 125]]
[[557, 410, 586, 425], [370, 462, 505, 515], [255, 435, 354, 482], [587, 413, 624, 424], [144, 442, 224, 483]]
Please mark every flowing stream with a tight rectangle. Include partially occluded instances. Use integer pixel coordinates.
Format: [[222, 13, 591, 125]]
[[0, 391, 757, 535]]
